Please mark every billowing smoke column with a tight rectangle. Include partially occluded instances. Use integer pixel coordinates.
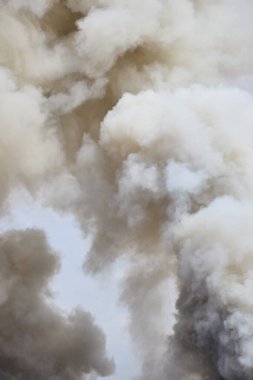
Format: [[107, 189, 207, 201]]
[[1, 0, 253, 379]]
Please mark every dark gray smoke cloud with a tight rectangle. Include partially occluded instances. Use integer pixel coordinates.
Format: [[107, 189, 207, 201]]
[[1, 1, 253, 379]]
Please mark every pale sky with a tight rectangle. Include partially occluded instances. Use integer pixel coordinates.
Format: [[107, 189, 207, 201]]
[[0, 189, 139, 380]]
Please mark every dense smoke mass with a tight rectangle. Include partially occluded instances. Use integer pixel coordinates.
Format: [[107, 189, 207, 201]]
[[1, 0, 253, 379]]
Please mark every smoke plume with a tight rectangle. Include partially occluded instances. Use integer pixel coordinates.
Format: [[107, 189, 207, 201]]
[[1, 0, 253, 379], [0, 229, 114, 379]]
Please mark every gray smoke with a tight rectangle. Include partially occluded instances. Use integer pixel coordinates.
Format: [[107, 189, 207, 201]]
[[0, 229, 114, 380], [1, 1, 253, 379]]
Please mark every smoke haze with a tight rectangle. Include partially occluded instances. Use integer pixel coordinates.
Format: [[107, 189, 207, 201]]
[[1, 0, 253, 379]]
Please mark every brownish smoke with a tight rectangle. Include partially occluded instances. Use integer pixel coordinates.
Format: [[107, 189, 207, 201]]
[[1, 1, 253, 379], [0, 229, 114, 380]]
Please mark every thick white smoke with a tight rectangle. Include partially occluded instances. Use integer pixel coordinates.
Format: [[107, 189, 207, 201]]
[[1, 0, 253, 379]]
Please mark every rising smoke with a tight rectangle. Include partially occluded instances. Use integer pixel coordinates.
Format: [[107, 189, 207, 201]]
[[0, 229, 113, 380], [0, 0, 253, 379]]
